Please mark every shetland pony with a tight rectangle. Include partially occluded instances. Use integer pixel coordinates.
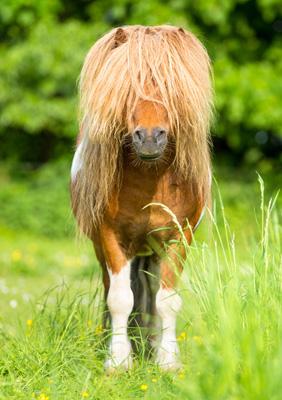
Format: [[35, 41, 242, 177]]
[[71, 25, 213, 371]]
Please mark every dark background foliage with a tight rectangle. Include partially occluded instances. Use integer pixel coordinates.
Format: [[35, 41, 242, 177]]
[[0, 0, 281, 167]]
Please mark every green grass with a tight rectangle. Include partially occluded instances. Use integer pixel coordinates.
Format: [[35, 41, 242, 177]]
[[0, 166, 281, 399]]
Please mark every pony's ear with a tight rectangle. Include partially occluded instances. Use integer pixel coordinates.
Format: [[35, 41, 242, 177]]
[[113, 27, 127, 48]]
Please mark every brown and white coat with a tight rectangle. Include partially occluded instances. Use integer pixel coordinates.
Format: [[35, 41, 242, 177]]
[[71, 25, 213, 371]]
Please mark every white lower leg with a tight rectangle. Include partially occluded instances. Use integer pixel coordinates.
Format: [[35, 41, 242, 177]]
[[105, 262, 134, 371], [156, 287, 182, 370]]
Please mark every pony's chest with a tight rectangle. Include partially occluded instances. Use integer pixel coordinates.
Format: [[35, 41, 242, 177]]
[[106, 171, 194, 241]]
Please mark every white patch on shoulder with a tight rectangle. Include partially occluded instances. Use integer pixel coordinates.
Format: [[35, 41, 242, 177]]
[[105, 262, 134, 371], [156, 287, 182, 370], [71, 141, 84, 181]]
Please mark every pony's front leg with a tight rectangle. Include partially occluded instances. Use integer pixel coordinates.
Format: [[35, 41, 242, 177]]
[[100, 228, 134, 372], [155, 245, 183, 370], [106, 262, 134, 371]]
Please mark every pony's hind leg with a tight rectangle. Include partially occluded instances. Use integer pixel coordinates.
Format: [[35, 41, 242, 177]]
[[130, 256, 148, 328], [129, 256, 159, 356], [129, 256, 149, 357], [144, 258, 161, 350]]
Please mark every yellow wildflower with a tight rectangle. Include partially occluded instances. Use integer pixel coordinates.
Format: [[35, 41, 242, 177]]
[[87, 320, 92, 327], [38, 394, 49, 400], [178, 372, 185, 379], [95, 324, 103, 335], [151, 378, 158, 383], [177, 331, 187, 341], [11, 250, 22, 262], [27, 319, 33, 327], [140, 384, 148, 391], [82, 391, 89, 398]]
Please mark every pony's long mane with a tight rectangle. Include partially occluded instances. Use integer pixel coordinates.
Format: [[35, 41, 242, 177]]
[[72, 25, 213, 235]]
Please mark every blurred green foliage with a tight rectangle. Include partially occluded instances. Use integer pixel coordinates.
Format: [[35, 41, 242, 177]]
[[0, 160, 74, 237], [0, 0, 281, 165]]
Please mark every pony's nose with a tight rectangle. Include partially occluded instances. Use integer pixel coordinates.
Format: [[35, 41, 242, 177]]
[[133, 127, 168, 146]]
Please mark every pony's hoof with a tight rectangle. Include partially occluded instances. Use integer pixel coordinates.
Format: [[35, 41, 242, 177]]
[[105, 339, 133, 373], [156, 349, 182, 371], [105, 354, 133, 373], [105, 358, 132, 373]]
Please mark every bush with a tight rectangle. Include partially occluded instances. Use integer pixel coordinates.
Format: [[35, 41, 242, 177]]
[[0, 0, 281, 164]]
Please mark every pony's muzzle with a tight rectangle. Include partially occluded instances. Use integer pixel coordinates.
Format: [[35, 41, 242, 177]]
[[132, 127, 168, 161]]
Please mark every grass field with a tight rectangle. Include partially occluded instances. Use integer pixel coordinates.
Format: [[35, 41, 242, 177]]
[[0, 164, 281, 399]]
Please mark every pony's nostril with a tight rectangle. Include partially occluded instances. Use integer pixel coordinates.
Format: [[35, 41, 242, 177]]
[[135, 130, 142, 140], [153, 127, 168, 144], [133, 128, 146, 144]]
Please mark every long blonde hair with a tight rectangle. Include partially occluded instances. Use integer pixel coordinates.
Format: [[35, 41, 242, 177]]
[[72, 25, 213, 236]]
